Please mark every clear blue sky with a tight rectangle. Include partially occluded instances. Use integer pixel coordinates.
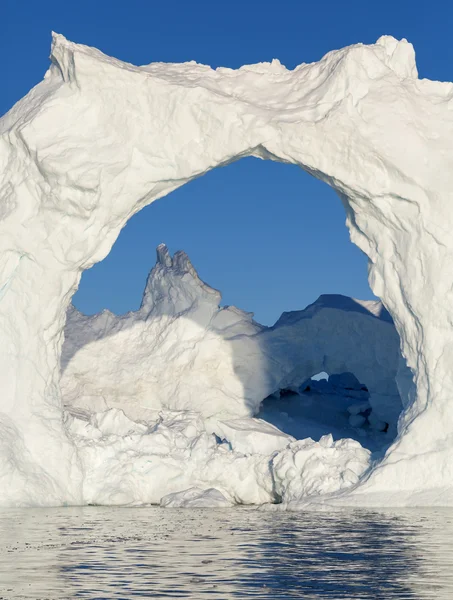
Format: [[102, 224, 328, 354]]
[[3, 1, 452, 324]]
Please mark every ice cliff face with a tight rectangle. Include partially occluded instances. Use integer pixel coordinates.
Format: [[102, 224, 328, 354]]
[[1, 33, 452, 506]]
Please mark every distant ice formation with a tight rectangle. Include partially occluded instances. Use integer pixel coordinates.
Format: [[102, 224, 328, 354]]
[[62, 245, 401, 434], [1, 32, 451, 506]]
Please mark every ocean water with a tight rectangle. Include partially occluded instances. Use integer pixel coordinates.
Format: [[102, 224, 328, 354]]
[[0, 506, 452, 599]]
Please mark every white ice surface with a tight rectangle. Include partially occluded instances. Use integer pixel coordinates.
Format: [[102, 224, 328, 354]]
[[65, 408, 275, 506], [1, 33, 452, 506], [214, 418, 295, 455], [60, 246, 396, 507], [64, 406, 370, 506], [272, 435, 371, 505], [62, 245, 269, 420]]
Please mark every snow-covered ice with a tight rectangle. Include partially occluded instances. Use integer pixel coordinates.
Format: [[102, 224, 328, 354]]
[[1, 32, 452, 506], [214, 418, 295, 455], [65, 407, 276, 506], [61, 244, 270, 420]]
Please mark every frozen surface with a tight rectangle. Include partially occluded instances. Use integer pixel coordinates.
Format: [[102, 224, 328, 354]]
[[64, 404, 370, 506], [61, 246, 398, 505], [214, 418, 295, 455], [1, 33, 452, 505], [65, 407, 276, 506]]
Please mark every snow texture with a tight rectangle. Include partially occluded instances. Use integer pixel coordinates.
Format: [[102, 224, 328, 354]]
[[1, 33, 452, 506], [65, 405, 367, 506], [65, 408, 275, 506], [214, 418, 296, 455]]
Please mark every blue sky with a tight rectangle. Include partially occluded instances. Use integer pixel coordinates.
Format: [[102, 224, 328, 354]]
[[3, 1, 451, 324]]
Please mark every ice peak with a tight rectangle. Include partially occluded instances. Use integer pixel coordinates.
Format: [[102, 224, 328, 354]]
[[50, 32, 79, 85], [154, 244, 201, 279], [375, 35, 418, 79], [156, 243, 172, 267], [141, 245, 221, 314]]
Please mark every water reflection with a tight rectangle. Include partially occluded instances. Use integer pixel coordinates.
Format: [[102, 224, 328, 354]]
[[0, 506, 452, 599]]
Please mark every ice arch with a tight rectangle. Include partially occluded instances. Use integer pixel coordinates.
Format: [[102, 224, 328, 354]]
[[0, 33, 452, 505]]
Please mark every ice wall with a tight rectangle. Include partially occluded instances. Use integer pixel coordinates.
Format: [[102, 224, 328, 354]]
[[1, 33, 453, 505]]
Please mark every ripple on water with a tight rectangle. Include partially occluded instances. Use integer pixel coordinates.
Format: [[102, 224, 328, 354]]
[[0, 506, 452, 599]]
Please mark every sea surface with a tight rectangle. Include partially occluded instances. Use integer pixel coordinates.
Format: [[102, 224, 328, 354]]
[[0, 505, 452, 599]]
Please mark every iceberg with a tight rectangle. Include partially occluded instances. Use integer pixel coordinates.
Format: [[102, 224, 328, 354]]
[[272, 434, 371, 505], [1, 32, 452, 506]]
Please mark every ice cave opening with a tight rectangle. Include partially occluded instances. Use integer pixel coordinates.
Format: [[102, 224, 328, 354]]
[[259, 370, 397, 454], [1, 33, 452, 506]]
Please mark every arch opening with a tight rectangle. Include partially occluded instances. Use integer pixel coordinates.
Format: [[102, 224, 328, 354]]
[[259, 370, 397, 454]]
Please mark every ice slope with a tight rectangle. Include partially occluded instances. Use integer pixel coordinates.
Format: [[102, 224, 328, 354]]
[[1, 33, 452, 505], [62, 245, 401, 434]]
